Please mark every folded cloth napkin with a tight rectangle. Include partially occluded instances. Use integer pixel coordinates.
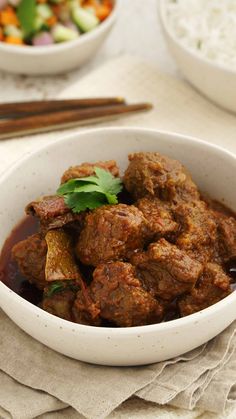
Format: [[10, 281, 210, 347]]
[[0, 309, 235, 419], [0, 56, 236, 419]]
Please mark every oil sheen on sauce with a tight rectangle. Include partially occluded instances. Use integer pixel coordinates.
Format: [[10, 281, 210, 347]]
[[0, 216, 43, 305], [0, 213, 236, 307]]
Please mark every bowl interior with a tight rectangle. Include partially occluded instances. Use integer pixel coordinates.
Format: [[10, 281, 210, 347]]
[[0, 127, 235, 253]]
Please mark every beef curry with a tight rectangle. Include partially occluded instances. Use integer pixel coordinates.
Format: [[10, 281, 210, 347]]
[[0, 152, 235, 327]]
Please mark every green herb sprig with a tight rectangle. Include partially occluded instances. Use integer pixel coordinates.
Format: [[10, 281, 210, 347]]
[[45, 281, 80, 298], [17, 0, 37, 39], [57, 167, 123, 213]]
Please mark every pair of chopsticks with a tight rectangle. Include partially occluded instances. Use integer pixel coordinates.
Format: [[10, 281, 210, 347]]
[[0, 98, 153, 140]]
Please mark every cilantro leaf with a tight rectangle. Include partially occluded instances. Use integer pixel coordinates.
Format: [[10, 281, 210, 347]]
[[64, 192, 107, 213], [57, 179, 92, 195], [74, 184, 103, 194], [78, 169, 122, 195], [77, 175, 101, 184], [45, 280, 80, 298], [105, 193, 118, 204], [45, 281, 64, 298], [57, 167, 123, 213], [94, 167, 122, 195]]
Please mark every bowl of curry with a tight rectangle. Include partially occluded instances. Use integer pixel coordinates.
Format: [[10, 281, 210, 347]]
[[0, 127, 235, 366]]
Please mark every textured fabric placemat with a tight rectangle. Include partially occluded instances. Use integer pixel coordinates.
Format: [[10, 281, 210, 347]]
[[0, 310, 235, 419], [0, 55, 235, 175], [0, 55, 236, 419]]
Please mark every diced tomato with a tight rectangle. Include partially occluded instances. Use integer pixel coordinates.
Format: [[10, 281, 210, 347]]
[[0, 27, 4, 42], [0, 6, 19, 27], [46, 15, 57, 27], [96, 5, 111, 21]]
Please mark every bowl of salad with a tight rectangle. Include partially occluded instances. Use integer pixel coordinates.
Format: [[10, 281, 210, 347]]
[[0, 0, 117, 75]]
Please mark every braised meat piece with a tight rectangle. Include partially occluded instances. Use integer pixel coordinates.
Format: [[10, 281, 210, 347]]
[[42, 280, 81, 321], [136, 196, 178, 240], [26, 195, 84, 232], [73, 285, 101, 326], [217, 216, 236, 262], [123, 152, 199, 202], [76, 204, 149, 266], [131, 238, 203, 301], [174, 200, 217, 263], [86, 262, 164, 327], [45, 229, 82, 282], [61, 160, 119, 184], [179, 263, 231, 316], [42, 289, 76, 321], [12, 234, 47, 290], [26, 195, 69, 219]]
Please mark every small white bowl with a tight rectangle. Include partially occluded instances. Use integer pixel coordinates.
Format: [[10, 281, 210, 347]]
[[0, 2, 117, 75], [0, 127, 236, 366], [159, 0, 236, 114]]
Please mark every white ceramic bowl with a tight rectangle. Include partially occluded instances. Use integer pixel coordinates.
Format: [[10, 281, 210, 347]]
[[0, 2, 117, 75], [0, 127, 236, 366], [159, 0, 236, 114]]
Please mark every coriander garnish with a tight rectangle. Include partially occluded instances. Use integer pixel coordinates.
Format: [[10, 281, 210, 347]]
[[57, 167, 123, 213]]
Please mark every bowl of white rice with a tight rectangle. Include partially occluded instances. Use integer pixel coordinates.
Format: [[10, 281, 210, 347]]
[[159, 0, 236, 113]]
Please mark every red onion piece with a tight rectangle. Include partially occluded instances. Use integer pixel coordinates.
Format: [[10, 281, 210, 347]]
[[32, 32, 54, 47]]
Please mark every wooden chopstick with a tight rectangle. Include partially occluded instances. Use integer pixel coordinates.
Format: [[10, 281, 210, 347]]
[[0, 97, 125, 118], [0, 102, 153, 140]]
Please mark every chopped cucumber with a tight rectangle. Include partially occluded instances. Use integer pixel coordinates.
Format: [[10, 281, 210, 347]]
[[72, 7, 99, 33], [36, 4, 53, 21], [69, 0, 82, 10], [4, 25, 23, 38], [33, 16, 45, 32], [52, 24, 79, 42], [83, 7, 97, 16]]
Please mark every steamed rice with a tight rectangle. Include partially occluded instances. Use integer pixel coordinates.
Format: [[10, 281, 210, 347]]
[[164, 0, 236, 70]]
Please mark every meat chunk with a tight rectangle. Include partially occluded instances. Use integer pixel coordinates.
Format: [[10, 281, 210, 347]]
[[136, 196, 178, 239], [179, 263, 231, 316], [45, 229, 82, 282], [131, 238, 203, 301], [26, 195, 69, 219], [42, 289, 76, 321], [123, 152, 199, 202], [61, 160, 119, 184], [12, 234, 47, 290], [217, 216, 236, 261], [76, 204, 149, 266], [26, 195, 83, 232], [72, 285, 101, 326], [174, 200, 217, 263], [86, 262, 164, 327]]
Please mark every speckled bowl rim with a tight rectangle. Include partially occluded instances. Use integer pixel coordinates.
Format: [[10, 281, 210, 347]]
[[159, 0, 236, 76], [0, 127, 236, 335], [0, 0, 117, 54]]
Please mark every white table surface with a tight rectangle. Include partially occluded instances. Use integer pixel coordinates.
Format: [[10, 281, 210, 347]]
[[0, 1, 232, 418]]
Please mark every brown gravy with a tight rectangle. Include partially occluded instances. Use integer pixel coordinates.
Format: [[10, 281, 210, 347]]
[[0, 216, 43, 305], [1, 206, 236, 307]]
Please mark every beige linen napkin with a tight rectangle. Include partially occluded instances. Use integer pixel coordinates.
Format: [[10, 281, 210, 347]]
[[0, 56, 236, 419], [0, 309, 235, 419]]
